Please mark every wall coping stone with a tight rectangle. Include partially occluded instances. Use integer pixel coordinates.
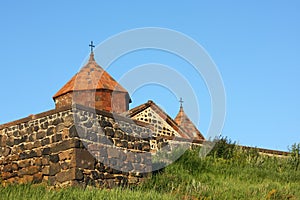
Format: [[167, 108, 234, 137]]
[[0, 104, 150, 130]]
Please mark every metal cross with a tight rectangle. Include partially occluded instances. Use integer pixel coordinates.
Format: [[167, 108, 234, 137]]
[[89, 41, 95, 53], [179, 97, 184, 107]]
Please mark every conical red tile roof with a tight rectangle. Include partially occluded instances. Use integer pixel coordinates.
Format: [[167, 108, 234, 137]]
[[174, 105, 205, 141], [53, 53, 129, 99]]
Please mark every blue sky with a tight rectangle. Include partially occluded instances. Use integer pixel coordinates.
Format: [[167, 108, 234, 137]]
[[0, 1, 299, 151]]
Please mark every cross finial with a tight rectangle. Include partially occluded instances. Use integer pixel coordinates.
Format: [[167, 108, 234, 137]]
[[179, 97, 184, 107], [89, 41, 95, 53]]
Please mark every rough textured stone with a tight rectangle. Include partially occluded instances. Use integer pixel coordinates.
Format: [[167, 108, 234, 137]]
[[0, 107, 154, 188], [50, 154, 59, 163], [73, 149, 95, 169], [56, 168, 83, 183], [36, 131, 46, 139], [18, 166, 40, 176], [49, 163, 61, 176]]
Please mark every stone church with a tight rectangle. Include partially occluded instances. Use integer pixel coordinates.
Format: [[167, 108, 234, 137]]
[[0, 49, 204, 188]]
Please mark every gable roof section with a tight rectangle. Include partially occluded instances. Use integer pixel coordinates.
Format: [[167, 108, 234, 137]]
[[53, 53, 130, 99], [174, 106, 205, 141], [129, 100, 190, 139]]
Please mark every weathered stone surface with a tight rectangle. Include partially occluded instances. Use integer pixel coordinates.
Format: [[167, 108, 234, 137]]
[[49, 163, 61, 176], [46, 127, 55, 136], [42, 147, 51, 155], [107, 147, 120, 158], [142, 142, 151, 151], [50, 154, 59, 163], [33, 172, 43, 183], [52, 118, 62, 126], [0, 107, 154, 188], [19, 175, 34, 184], [41, 137, 50, 146], [18, 166, 40, 176], [0, 147, 11, 157], [11, 163, 19, 171], [2, 171, 17, 179], [41, 121, 49, 129], [42, 166, 50, 175], [73, 149, 95, 169], [59, 150, 73, 161], [6, 137, 14, 147], [41, 157, 50, 165], [33, 140, 41, 148], [56, 168, 83, 183], [51, 134, 62, 143], [28, 150, 38, 158], [56, 124, 65, 133], [51, 139, 82, 153], [18, 159, 31, 168], [3, 164, 13, 172], [36, 131, 46, 139], [63, 115, 74, 128], [104, 127, 114, 137]]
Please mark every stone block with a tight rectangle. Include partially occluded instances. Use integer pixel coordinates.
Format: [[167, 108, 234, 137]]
[[34, 158, 42, 166], [6, 137, 14, 147], [42, 147, 51, 155], [1, 171, 17, 179], [51, 134, 62, 143], [11, 163, 19, 171], [0, 147, 11, 157], [46, 127, 55, 136], [19, 152, 29, 160], [33, 172, 43, 183], [41, 137, 50, 146], [51, 139, 81, 153], [29, 133, 37, 142], [107, 147, 120, 158], [104, 127, 114, 137], [28, 150, 38, 158], [42, 166, 50, 175], [60, 161, 71, 170], [33, 140, 42, 148], [19, 175, 34, 184], [59, 150, 73, 161], [41, 121, 49, 129], [18, 166, 40, 176], [3, 164, 13, 172], [41, 156, 50, 165], [36, 131, 46, 139], [56, 124, 65, 133], [72, 149, 95, 169], [52, 118, 62, 126], [50, 154, 59, 163], [18, 159, 31, 168], [63, 115, 74, 128], [56, 168, 83, 183], [114, 130, 124, 139], [8, 154, 19, 162], [113, 138, 122, 147], [142, 143, 151, 152], [48, 176, 56, 186], [49, 163, 61, 176]]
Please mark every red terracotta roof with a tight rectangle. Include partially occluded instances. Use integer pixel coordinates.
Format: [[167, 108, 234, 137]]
[[174, 105, 205, 141], [53, 53, 129, 98]]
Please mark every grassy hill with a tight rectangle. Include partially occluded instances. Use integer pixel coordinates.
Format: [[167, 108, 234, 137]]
[[1, 139, 300, 199]]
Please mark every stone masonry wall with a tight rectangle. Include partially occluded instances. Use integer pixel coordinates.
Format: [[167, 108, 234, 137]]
[[0, 105, 153, 188]]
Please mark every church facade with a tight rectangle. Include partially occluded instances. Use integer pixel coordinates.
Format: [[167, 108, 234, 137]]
[[0, 50, 204, 188]]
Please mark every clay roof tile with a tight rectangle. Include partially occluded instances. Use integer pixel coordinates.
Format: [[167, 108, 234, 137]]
[[53, 53, 129, 99]]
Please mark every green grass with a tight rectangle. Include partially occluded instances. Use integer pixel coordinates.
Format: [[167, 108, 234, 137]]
[[1, 143, 300, 200]]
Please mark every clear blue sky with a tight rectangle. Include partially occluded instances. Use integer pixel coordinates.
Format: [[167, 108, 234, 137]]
[[0, 1, 299, 151]]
